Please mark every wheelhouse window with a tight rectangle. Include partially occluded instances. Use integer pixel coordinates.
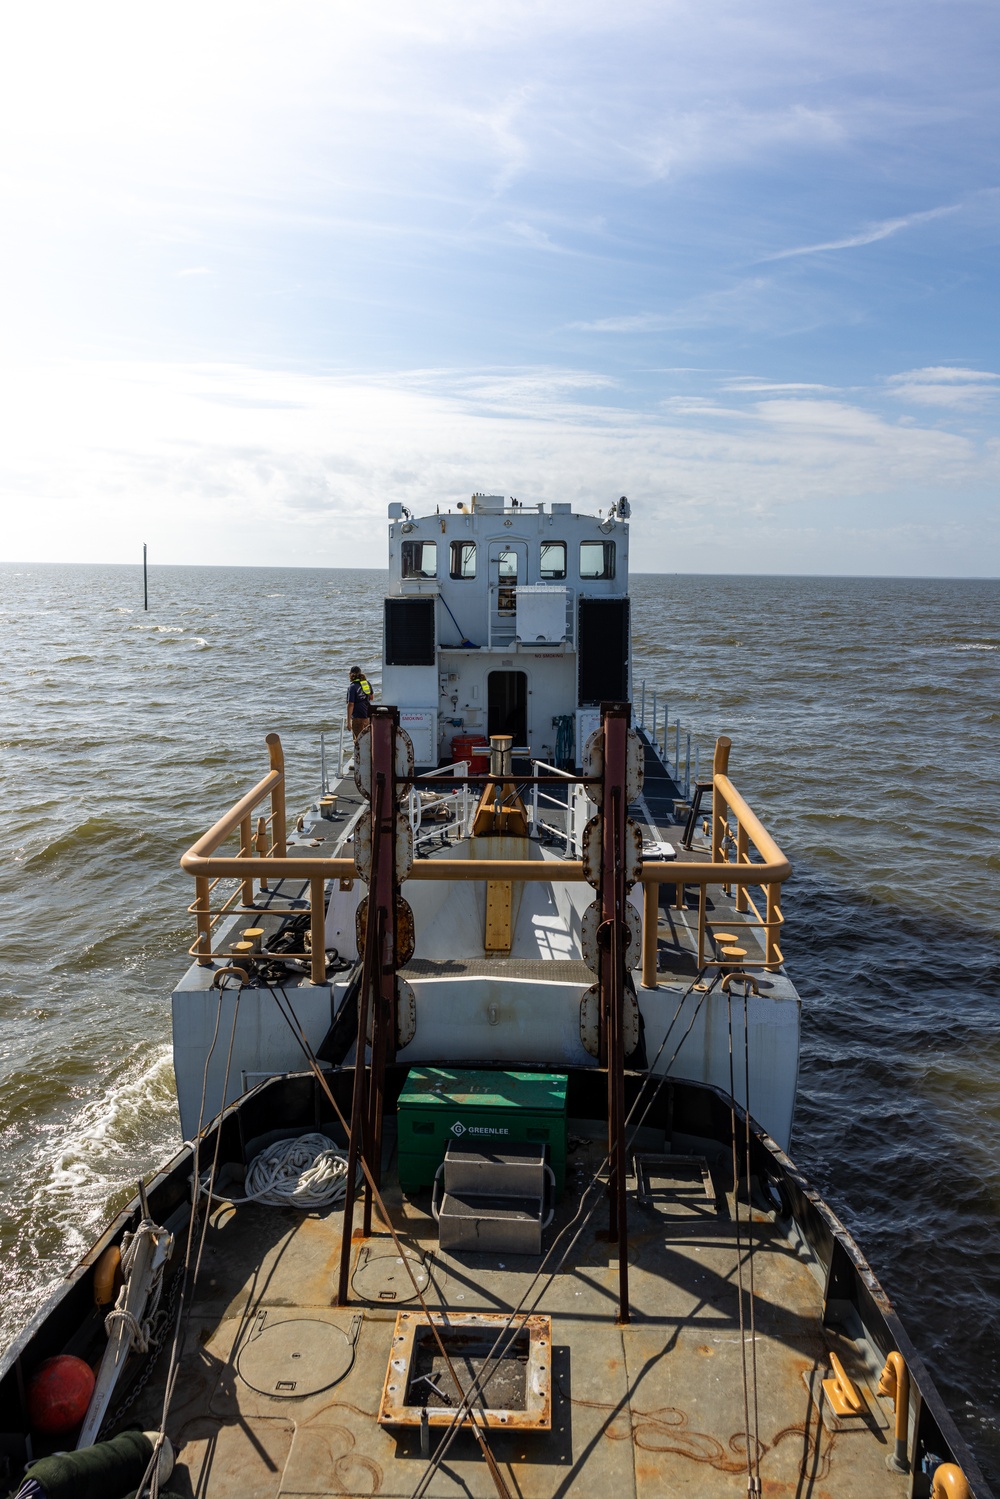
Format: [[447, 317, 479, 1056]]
[[401, 540, 437, 579], [539, 541, 566, 579], [449, 540, 476, 579], [497, 547, 517, 613], [498, 548, 518, 580], [579, 539, 615, 579]]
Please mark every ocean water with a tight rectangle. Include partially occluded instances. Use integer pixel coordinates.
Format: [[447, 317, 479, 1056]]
[[0, 563, 997, 1480]]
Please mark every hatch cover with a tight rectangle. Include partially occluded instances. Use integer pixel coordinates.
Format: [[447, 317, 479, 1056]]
[[237, 1314, 356, 1397], [351, 1247, 430, 1305]]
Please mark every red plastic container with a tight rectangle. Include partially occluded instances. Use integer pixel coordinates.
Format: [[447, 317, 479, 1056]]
[[451, 734, 489, 774]]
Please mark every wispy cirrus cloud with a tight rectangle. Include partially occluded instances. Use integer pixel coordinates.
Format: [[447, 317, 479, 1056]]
[[568, 312, 672, 333], [762, 203, 961, 261], [566, 276, 834, 339], [887, 365, 1000, 408], [890, 366, 1000, 384], [632, 102, 848, 183], [721, 380, 836, 393], [504, 220, 567, 253]]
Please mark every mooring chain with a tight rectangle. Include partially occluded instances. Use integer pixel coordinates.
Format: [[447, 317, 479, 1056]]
[[98, 1259, 183, 1437]]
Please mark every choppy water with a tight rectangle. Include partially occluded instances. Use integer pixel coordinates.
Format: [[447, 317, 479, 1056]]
[[1, 564, 997, 1481]]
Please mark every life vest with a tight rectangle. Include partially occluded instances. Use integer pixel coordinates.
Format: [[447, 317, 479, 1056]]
[[359, 677, 373, 700]]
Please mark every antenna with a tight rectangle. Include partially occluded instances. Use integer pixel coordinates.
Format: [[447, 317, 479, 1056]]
[[143, 543, 148, 611]]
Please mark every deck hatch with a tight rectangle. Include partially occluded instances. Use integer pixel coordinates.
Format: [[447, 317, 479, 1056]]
[[378, 1311, 552, 1430], [351, 1247, 430, 1305], [635, 1153, 723, 1217], [236, 1312, 358, 1397]]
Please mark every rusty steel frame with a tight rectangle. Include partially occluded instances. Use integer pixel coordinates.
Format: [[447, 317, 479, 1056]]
[[337, 707, 403, 1300], [378, 1311, 552, 1431], [365, 708, 401, 1235], [336, 815, 379, 1307], [597, 703, 631, 1326]]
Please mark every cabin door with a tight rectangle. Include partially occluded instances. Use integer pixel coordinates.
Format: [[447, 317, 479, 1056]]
[[488, 540, 528, 645], [488, 670, 528, 746]]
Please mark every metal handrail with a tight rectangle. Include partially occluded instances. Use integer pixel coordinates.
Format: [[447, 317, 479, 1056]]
[[408, 760, 473, 850], [179, 732, 790, 986], [635, 679, 697, 799], [530, 758, 572, 850]]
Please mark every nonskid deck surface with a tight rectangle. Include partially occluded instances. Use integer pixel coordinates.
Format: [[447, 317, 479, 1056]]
[[126, 1139, 907, 1498]]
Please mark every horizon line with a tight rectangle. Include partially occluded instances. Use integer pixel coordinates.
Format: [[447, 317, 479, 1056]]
[[0, 558, 997, 582]]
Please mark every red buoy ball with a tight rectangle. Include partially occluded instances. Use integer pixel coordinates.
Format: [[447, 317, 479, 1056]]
[[27, 1355, 95, 1435]]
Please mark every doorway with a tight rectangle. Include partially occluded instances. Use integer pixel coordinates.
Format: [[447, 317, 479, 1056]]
[[488, 539, 528, 646], [488, 670, 528, 745]]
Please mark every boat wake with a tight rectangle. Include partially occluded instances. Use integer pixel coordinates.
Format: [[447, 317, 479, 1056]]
[[0, 1047, 180, 1351]]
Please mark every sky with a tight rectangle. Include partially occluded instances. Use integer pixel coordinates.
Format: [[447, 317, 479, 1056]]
[[0, 0, 998, 574]]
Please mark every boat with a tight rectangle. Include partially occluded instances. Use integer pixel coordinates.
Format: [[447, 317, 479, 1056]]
[[0, 491, 990, 1498]]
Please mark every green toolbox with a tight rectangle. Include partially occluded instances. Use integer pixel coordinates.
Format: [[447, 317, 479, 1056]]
[[396, 1068, 568, 1197]]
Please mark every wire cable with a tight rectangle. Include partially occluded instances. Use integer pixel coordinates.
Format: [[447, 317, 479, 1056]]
[[743, 983, 762, 1496], [407, 968, 719, 1498], [135, 974, 243, 1499], [258, 949, 714, 1499], [263, 979, 514, 1499]]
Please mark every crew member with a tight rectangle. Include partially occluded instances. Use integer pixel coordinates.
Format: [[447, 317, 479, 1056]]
[[347, 666, 373, 741]]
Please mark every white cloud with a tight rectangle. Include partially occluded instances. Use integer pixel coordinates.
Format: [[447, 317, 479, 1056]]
[[887, 366, 1000, 408], [632, 103, 847, 183], [1, 359, 996, 574], [567, 277, 835, 339], [762, 203, 962, 261], [661, 397, 750, 418], [722, 380, 836, 393], [1, 2, 985, 248], [568, 313, 673, 333], [0, 5, 996, 578], [504, 220, 566, 253], [895, 367, 1000, 383]]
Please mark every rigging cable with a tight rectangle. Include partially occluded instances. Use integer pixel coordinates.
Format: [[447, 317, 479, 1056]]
[[727, 978, 762, 1497], [407, 966, 721, 1499], [743, 979, 762, 1494], [262, 978, 515, 1499], [255, 958, 714, 1499], [135, 970, 244, 1499], [410, 971, 722, 1499]]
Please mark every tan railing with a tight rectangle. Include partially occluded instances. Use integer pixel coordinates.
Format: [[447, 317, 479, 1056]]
[[180, 732, 790, 986]]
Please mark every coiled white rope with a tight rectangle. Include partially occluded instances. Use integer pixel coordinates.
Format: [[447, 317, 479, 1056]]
[[200, 1133, 356, 1209], [104, 1218, 173, 1353]]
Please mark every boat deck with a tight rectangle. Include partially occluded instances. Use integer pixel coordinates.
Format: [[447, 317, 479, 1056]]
[[128, 1137, 908, 1498]]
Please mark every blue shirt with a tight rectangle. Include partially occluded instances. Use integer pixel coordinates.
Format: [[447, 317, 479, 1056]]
[[347, 680, 370, 718]]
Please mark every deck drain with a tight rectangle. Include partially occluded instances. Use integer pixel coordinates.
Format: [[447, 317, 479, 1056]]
[[351, 1248, 430, 1304], [237, 1314, 357, 1397]]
